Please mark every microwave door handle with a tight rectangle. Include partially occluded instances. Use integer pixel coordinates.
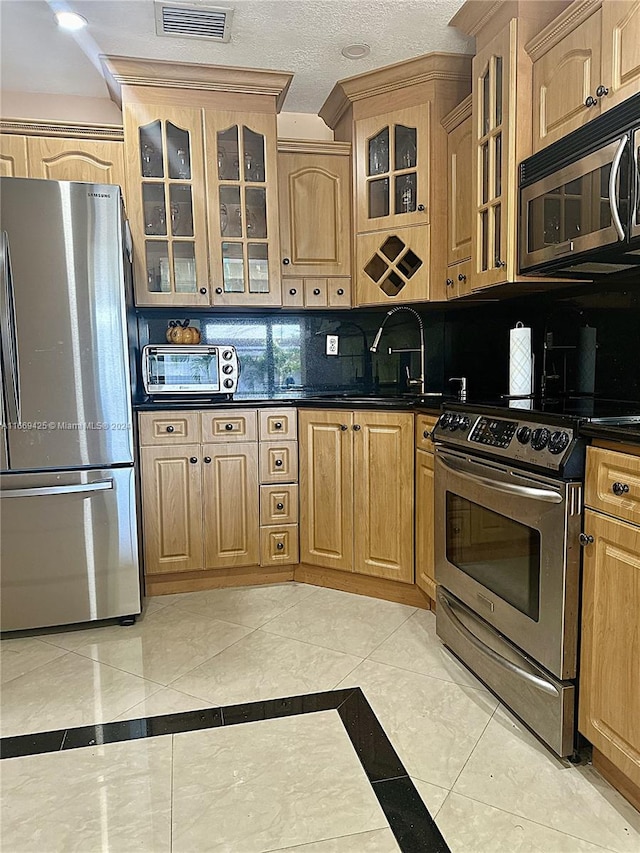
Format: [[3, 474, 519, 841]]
[[0, 231, 21, 425], [437, 591, 560, 698], [634, 131, 640, 229], [437, 452, 563, 504], [609, 135, 628, 240]]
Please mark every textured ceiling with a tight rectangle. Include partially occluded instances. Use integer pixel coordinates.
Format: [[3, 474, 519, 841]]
[[0, 0, 473, 114]]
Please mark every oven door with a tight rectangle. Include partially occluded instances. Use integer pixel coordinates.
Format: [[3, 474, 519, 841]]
[[434, 448, 581, 680]]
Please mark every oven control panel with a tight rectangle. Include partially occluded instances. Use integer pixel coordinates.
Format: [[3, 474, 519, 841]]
[[469, 417, 517, 448]]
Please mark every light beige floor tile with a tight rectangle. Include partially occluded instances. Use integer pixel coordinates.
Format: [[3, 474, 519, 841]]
[[453, 706, 640, 853], [411, 777, 449, 818], [0, 652, 162, 737], [111, 685, 216, 721], [46, 606, 253, 686], [171, 581, 317, 628], [262, 586, 416, 657], [171, 629, 362, 706], [142, 592, 195, 613], [274, 828, 400, 851], [172, 711, 388, 852], [369, 609, 487, 689], [0, 737, 172, 852], [336, 658, 498, 789], [437, 791, 617, 853], [0, 636, 67, 684]]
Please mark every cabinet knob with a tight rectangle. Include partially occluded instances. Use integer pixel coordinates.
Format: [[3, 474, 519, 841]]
[[612, 482, 630, 496], [595, 85, 609, 98], [225, 423, 234, 431], [495, 259, 506, 268], [283, 258, 290, 265], [353, 424, 361, 431], [190, 456, 198, 464], [289, 288, 297, 296], [215, 287, 223, 294], [417, 204, 425, 211], [276, 502, 284, 510], [204, 456, 211, 463], [340, 424, 348, 431], [313, 288, 321, 295], [199, 287, 207, 295], [274, 421, 283, 429], [458, 273, 467, 282], [276, 542, 285, 550], [275, 459, 283, 467], [423, 429, 431, 439], [166, 425, 175, 433], [585, 95, 598, 108], [579, 533, 594, 546], [446, 278, 454, 287], [336, 288, 344, 296]]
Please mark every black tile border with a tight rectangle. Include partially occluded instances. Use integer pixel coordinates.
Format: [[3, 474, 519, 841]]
[[0, 687, 449, 853]]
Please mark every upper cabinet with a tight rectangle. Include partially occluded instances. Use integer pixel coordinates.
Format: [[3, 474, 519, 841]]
[[529, 1, 640, 152], [527, 0, 640, 151], [277, 139, 352, 308], [320, 53, 471, 306], [442, 95, 473, 299], [101, 56, 292, 308], [0, 119, 124, 188], [450, 0, 571, 291]]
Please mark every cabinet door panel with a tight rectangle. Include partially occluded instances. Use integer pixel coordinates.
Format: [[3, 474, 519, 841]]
[[579, 510, 640, 790], [27, 137, 126, 188], [299, 410, 353, 571], [353, 412, 414, 583], [448, 116, 473, 265], [602, 0, 640, 112], [260, 524, 299, 566], [415, 448, 435, 599], [0, 135, 28, 177], [586, 446, 640, 526], [259, 441, 298, 484], [356, 225, 430, 306], [203, 442, 259, 569], [140, 446, 203, 574]]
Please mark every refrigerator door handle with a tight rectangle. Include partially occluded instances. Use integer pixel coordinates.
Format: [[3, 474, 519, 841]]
[[0, 231, 21, 425], [1, 479, 114, 499]]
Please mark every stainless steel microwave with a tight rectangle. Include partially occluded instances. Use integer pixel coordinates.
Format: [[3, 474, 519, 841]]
[[142, 345, 239, 395], [519, 92, 640, 278]]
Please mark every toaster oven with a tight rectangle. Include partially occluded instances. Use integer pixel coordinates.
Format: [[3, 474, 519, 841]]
[[141, 345, 239, 395]]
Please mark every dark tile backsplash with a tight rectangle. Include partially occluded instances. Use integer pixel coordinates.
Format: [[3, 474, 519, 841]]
[[135, 280, 640, 403]]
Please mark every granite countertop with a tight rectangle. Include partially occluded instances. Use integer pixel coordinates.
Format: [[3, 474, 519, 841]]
[[579, 422, 640, 446]]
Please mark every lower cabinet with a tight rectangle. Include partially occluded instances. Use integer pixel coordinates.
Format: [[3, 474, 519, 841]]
[[299, 408, 414, 583], [415, 414, 438, 600]]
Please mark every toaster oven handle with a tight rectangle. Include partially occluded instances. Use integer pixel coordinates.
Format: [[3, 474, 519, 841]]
[[437, 452, 563, 503], [609, 135, 628, 241], [438, 591, 560, 698]]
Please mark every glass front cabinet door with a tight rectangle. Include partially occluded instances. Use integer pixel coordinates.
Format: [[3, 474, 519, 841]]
[[355, 106, 430, 234], [205, 111, 281, 306], [124, 104, 210, 306]]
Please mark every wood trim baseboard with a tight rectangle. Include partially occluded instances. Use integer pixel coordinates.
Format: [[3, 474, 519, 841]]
[[592, 747, 640, 813], [145, 565, 294, 596], [294, 563, 433, 609]]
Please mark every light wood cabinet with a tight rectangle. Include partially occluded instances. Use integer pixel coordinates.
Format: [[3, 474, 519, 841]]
[[0, 134, 28, 177], [320, 53, 471, 306], [529, 1, 640, 151], [102, 56, 292, 309], [586, 446, 640, 526], [299, 408, 414, 583], [442, 96, 474, 299], [579, 507, 640, 805], [415, 414, 439, 600], [278, 140, 352, 307]]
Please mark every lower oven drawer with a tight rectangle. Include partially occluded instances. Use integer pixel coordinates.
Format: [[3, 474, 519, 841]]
[[436, 588, 576, 757]]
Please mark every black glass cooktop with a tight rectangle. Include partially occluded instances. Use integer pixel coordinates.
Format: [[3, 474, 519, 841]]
[[446, 396, 640, 425]]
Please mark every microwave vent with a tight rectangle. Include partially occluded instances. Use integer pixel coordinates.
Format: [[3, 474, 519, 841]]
[[154, 2, 234, 41]]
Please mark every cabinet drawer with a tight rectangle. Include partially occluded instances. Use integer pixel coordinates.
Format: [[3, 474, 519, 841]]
[[416, 414, 438, 452], [259, 441, 298, 483], [586, 447, 640, 526], [138, 411, 201, 446], [282, 279, 304, 307], [201, 410, 258, 443], [260, 484, 298, 525], [259, 408, 297, 441], [328, 278, 351, 307], [304, 278, 328, 307], [260, 524, 299, 566]]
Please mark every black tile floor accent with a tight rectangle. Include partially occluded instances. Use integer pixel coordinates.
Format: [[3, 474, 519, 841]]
[[0, 686, 450, 852]]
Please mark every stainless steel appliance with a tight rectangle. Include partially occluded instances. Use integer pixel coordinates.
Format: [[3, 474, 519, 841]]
[[519, 92, 640, 278], [0, 177, 141, 631], [142, 344, 239, 396]]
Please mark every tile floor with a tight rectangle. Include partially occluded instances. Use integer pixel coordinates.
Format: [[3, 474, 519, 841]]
[[2, 582, 640, 852]]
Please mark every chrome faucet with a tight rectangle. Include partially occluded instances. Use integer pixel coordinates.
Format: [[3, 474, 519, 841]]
[[370, 305, 425, 395]]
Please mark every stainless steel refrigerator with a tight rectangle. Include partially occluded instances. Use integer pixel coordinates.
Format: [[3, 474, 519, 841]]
[[0, 177, 141, 631]]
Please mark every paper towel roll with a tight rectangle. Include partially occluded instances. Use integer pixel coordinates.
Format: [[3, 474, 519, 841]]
[[577, 325, 597, 395], [509, 322, 533, 409]]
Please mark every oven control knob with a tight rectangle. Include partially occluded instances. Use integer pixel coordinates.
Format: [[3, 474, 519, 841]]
[[516, 426, 531, 444], [530, 427, 551, 451], [457, 416, 470, 431], [449, 414, 461, 431], [548, 430, 570, 455], [439, 413, 453, 429], [223, 379, 234, 389], [222, 350, 233, 360], [222, 364, 234, 374]]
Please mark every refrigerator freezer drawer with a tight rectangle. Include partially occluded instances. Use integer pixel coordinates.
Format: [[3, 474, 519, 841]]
[[0, 467, 141, 630]]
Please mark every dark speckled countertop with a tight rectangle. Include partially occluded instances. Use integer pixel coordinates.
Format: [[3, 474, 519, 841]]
[[579, 422, 640, 446]]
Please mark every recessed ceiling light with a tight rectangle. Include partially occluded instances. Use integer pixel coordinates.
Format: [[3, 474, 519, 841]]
[[54, 10, 88, 31], [341, 43, 370, 60]]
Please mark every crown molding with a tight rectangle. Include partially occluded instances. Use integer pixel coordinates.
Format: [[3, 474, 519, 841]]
[[0, 117, 124, 140], [449, 1, 505, 37], [277, 138, 351, 156], [526, 0, 602, 59], [441, 94, 473, 131]]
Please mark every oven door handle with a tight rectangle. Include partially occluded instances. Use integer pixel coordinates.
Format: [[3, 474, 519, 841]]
[[438, 591, 560, 698], [437, 453, 563, 504]]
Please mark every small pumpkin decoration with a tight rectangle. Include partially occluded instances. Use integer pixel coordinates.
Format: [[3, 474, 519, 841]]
[[166, 319, 201, 344]]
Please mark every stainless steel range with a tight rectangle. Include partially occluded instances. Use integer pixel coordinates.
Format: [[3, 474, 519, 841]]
[[433, 402, 588, 757]]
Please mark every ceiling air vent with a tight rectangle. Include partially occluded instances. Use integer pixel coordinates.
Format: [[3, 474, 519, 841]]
[[154, 2, 234, 42]]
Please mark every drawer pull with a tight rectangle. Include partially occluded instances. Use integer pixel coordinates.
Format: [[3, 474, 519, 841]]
[[337, 288, 344, 296], [166, 425, 175, 433], [225, 423, 234, 431], [276, 542, 284, 550], [289, 288, 297, 295], [579, 533, 594, 546], [612, 482, 630, 496], [190, 457, 198, 464], [313, 288, 321, 295], [204, 456, 211, 464], [274, 421, 283, 429], [423, 429, 431, 439], [275, 459, 283, 467], [276, 502, 284, 510]]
